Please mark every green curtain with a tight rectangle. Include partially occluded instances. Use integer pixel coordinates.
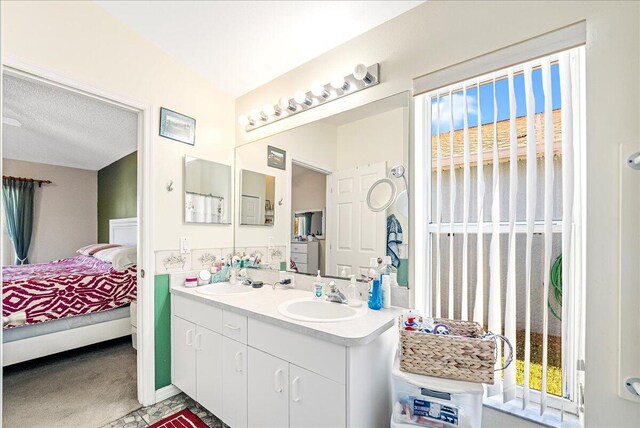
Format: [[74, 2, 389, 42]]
[[2, 178, 35, 265], [303, 212, 313, 236]]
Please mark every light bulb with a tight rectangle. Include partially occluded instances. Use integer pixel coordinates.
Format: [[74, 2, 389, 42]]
[[294, 90, 312, 106], [353, 63, 374, 84], [237, 115, 254, 126], [279, 97, 296, 112], [250, 110, 261, 121], [311, 82, 329, 99], [331, 76, 349, 91], [263, 104, 275, 117]]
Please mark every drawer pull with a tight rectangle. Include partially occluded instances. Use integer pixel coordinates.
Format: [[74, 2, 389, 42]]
[[186, 329, 194, 346], [292, 376, 301, 402], [195, 333, 202, 351], [275, 368, 284, 393], [225, 323, 241, 330]]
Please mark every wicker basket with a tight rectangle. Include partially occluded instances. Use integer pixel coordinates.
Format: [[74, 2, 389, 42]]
[[398, 316, 497, 384]]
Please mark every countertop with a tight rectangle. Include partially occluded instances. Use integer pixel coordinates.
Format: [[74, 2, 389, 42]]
[[171, 283, 402, 346]]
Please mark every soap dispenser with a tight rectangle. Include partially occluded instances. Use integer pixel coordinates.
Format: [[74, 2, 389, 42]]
[[313, 270, 324, 300], [347, 275, 362, 307]]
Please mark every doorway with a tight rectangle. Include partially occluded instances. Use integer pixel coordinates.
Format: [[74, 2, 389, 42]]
[[1, 59, 155, 424]]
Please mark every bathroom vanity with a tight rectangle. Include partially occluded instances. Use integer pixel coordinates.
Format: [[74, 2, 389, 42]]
[[170, 283, 400, 428]]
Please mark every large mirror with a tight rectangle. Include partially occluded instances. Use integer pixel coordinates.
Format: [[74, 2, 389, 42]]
[[184, 156, 231, 224], [234, 92, 410, 285], [240, 169, 276, 226]]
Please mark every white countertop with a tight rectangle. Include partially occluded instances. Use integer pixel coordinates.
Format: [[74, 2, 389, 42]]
[[171, 283, 402, 346]]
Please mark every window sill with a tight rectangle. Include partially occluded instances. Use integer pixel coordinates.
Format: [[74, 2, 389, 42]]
[[483, 395, 582, 428]]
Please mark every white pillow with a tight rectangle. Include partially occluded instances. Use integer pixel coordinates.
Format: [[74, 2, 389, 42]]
[[94, 246, 137, 271]]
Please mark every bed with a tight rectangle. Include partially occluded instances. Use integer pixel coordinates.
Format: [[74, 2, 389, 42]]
[[2, 218, 138, 366]]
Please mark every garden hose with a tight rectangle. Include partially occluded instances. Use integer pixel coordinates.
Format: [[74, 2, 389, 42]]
[[548, 254, 562, 320]]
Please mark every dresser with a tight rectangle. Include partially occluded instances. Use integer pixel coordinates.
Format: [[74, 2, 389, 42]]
[[290, 241, 319, 274]]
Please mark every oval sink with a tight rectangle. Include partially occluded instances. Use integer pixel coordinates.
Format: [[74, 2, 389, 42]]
[[195, 283, 257, 296], [278, 297, 367, 323]]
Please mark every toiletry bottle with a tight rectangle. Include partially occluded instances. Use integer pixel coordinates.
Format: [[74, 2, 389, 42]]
[[378, 256, 397, 284], [368, 279, 382, 310], [381, 275, 391, 309], [347, 275, 362, 307], [313, 270, 324, 300]]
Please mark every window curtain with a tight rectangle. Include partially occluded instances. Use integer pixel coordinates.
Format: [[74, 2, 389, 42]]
[[303, 212, 313, 236], [2, 178, 35, 265]]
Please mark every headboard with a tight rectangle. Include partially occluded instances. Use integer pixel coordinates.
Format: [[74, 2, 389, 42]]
[[109, 218, 137, 246]]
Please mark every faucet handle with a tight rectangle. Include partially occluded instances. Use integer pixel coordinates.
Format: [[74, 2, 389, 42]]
[[327, 280, 337, 291]]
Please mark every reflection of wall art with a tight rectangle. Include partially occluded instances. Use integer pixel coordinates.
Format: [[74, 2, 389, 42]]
[[267, 145, 286, 170], [160, 107, 196, 145], [265, 200, 272, 211]]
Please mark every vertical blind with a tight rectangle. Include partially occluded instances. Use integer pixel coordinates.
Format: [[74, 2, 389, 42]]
[[421, 46, 584, 416]]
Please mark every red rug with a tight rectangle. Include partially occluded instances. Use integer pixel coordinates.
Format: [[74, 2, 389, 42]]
[[148, 408, 209, 428]]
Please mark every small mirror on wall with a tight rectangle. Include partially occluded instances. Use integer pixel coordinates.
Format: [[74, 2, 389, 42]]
[[184, 156, 231, 224], [240, 169, 276, 226]]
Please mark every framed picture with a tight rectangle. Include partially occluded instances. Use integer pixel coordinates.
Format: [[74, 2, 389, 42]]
[[267, 145, 286, 170], [160, 107, 196, 145]]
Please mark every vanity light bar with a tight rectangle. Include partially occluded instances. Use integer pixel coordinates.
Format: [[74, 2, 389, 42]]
[[238, 63, 380, 132]]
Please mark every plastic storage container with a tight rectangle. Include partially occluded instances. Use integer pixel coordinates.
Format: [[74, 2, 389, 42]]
[[391, 354, 483, 428]]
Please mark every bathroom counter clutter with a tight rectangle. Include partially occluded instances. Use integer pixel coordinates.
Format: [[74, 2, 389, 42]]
[[170, 282, 402, 346]]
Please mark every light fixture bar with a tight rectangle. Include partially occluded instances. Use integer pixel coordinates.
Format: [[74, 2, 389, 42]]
[[240, 63, 379, 132]]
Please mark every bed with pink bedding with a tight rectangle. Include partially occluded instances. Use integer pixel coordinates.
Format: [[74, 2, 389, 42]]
[[2, 255, 137, 328]]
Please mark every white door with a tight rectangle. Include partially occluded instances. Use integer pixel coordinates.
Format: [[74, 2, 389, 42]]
[[241, 195, 260, 225], [248, 348, 289, 428], [326, 162, 387, 278], [172, 316, 196, 399], [222, 336, 248, 428], [289, 365, 346, 428], [196, 326, 223, 418]]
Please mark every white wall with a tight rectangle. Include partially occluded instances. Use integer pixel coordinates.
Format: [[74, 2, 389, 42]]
[[236, 1, 640, 426], [2, 159, 97, 264], [2, 1, 236, 252]]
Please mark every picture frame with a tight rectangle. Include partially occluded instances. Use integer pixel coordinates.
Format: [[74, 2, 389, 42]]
[[159, 107, 196, 145], [267, 145, 286, 170]]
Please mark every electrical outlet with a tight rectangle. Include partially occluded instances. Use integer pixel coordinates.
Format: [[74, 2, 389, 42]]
[[180, 236, 190, 254], [279, 271, 295, 287]]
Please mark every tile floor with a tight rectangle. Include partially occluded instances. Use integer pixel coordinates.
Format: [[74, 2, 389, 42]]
[[103, 393, 225, 428]]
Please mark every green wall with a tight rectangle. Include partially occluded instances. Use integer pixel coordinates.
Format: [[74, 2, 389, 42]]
[[155, 274, 172, 390], [97, 151, 137, 243]]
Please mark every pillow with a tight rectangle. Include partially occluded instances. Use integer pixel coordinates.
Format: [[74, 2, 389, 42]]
[[94, 246, 137, 271], [77, 243, 121, 256]]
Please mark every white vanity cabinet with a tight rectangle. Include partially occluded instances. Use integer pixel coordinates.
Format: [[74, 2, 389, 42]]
[[171, 292, 397, 428]]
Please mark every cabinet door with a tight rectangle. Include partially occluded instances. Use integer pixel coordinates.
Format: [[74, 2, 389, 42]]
[[248, 348, 289, 428], [289, 365, 346, 428], [222, 337, 248, 428], [196, 326, 223, 418], [172, 316, 196, 399]]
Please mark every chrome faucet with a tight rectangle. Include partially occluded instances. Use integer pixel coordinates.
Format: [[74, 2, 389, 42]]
[[325, 281, 347, 304], [238, 268, 252, 286]]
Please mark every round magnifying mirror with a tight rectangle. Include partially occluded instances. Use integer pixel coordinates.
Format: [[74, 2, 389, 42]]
[[366, 177, 397, 212]]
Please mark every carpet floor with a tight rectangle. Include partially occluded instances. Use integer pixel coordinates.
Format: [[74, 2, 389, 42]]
[[3, 336, 140, 428]]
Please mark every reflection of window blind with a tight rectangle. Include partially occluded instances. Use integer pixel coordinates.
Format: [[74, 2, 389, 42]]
[[420, 47, 584, 417]]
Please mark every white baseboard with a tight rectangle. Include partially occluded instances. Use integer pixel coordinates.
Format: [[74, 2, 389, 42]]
[[155, 384, 181, 402]]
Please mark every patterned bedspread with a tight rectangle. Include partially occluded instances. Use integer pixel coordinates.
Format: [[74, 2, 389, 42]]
[[2, 256, 137, 328]]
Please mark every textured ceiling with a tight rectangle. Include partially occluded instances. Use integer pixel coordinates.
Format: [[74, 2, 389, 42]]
[[95, 0, 424, 97], [2, 74, 137, 171]]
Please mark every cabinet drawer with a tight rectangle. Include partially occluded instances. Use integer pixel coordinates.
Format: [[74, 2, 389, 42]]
[[248, 318, 346, 384], [295, 263, 309, 274], [290, 243, 308, 254], [174, 295, 222, 333], [222, 310, 247, 344], [290, 252, 308, 264]]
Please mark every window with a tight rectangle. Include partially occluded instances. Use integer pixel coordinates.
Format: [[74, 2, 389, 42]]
[[415, 47, 585, 419]]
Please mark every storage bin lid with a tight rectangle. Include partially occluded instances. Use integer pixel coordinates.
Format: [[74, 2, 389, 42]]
[[393, 354, 484, 395]]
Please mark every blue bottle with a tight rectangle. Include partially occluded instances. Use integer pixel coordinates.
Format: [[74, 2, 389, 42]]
[[368, 279, 382, 310]]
